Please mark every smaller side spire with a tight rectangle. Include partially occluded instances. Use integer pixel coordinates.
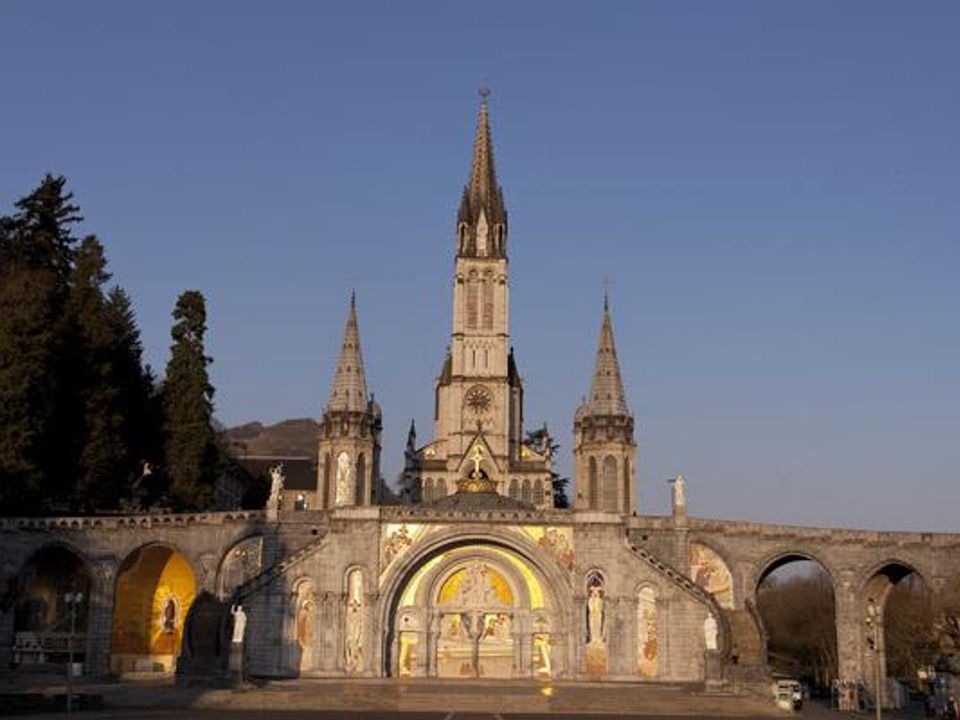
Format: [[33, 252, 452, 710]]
[[406, 419, 417, 452], [585, 297, 629, 417], [326, 292, 369, 412]]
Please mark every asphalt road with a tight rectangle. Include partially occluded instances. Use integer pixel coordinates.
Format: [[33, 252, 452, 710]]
[[9, 714, 799, 720]]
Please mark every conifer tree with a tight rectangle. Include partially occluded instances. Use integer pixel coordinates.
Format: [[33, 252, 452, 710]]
[[66, 237, 152, 510], [0, 176, 81, 512], [525, 425, 571, 508], [162, 290, 220, 509]]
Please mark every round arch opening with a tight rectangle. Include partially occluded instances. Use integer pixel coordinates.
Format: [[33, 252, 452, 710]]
[[755, 553, 837, 692], [862, 561, 934, 707], [12, 545, 90, 671], [384, 539, 563, 680], [110, 544, 196, 675]]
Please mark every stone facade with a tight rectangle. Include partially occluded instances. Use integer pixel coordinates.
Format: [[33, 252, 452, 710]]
[[2, 99, 959, 692]]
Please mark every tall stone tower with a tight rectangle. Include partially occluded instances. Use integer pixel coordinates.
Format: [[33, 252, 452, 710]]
[[411, 96, 552, 508], [573, 297, 637, 513], [317, 293, 382, 508]]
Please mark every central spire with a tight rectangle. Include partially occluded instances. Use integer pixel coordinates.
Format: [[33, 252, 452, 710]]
[[326, 292, 369, 413], [457, 92, 507, 257]]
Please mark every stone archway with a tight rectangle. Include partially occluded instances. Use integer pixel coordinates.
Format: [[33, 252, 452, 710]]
[[110, 544, 197, 675], [755, 552, 838, 690], [384, 539, 565, 679], [12, 544, 91, 671], [861, 560, 930, 707]]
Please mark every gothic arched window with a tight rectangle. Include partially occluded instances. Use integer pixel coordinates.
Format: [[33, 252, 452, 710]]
[[588, 457, 599, 510], [602, 455, 617, 512]]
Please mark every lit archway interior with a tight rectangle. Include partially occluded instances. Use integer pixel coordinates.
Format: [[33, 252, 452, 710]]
[[110, 545, 196, 675], [388, 543, 558, 679], [13, 545, 90, 669], [756, 554, 837, 691]]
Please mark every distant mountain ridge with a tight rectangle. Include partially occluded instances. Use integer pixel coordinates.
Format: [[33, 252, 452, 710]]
[[223, 418, 319, 458]]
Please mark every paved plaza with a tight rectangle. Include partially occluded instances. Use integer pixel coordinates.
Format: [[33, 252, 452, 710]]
[[0, 676, 929, 719]]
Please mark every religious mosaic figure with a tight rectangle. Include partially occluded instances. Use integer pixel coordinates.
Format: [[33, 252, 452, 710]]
[[636, 587, 658, 677], [344, 569, 364, 672], [335, 452, 353, 507], [688, 543, 734, 609], [295, 584, 316, 671]]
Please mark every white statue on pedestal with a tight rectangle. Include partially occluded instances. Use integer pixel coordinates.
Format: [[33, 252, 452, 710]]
[[672, 474, 686, 509], [703, 614, 718, 651], [231, 604, 247, 644], [267, 463, 285, 516]]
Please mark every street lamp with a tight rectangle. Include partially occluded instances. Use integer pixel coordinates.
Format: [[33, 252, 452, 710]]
[[63, 592, 83, 714], [865, 597, 882, 720]]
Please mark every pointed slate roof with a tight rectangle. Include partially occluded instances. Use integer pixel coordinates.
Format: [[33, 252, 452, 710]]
[[458, 96, 506, 227], [326, 292, 369, 413], [584, 295, 630, 417]]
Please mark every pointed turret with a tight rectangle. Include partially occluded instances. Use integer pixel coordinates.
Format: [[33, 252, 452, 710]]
[[317, 292, 382, 508], [457, 93, 507, 258], [405, 419, 417, 454], [584, 295, 629, 417], [326, 292, 369, 412], [573, 295, 637, 514]]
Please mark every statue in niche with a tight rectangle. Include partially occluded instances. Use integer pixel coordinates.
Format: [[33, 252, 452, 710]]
[[231, 604, 247, 644], [335, 452, 353, 506], [267, 463, 285, 514], [161, 597, 177, 635], [703, 614, 718, 651], [587, 578, 605, 647], [344, 570, 364, 672]]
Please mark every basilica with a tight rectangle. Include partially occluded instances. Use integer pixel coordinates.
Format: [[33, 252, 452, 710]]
[[6, 99, 952, 696], [233, 97, 723, 682]]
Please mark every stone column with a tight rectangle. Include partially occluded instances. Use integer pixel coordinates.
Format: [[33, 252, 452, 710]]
[[424, 612, 436, 677], [85, 560, 117, 677], [834, 569, 863, 686]]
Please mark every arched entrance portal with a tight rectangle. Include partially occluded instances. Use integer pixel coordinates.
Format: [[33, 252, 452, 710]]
[[862, 562, 931, 708], [110, 545, 196, 675], [386, 542, 562, 679], [755, 554, 837, 692], [12, 545, 90, 670]]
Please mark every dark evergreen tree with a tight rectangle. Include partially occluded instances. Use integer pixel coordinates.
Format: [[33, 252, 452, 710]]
[[162, 290, 220, 509], [0, 176, 81, 513], [525, 424, 570, 509], [65, 239, 154, 510]]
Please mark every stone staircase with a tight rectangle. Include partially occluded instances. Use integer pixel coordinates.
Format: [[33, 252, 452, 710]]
[[724, 603, 771, 682], [629, 543, 729, 619], [233, 530, 329, 601]]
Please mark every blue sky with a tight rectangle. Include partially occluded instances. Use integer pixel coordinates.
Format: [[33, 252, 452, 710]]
[[3, 1, 958, 530]]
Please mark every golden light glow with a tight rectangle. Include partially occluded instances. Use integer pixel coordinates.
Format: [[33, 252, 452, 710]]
[[397, 543, 546, 610], [437, 564, 513, 606], [111, 546, 196, 661]]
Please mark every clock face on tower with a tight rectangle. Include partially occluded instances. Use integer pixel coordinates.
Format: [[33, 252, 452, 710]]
[[464, 385, 492, 415]]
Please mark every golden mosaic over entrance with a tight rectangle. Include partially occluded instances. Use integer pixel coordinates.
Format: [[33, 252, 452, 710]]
[[389, 543, 557, 679]]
